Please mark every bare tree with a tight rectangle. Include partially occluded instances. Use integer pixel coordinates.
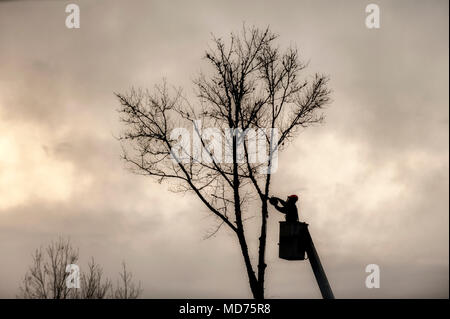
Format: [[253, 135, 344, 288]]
[[75, 257, 112, 299], [19, 237, 141, 299], [116, 25, 331, 299], [112, 262, 142, 299], [19, 237, 78, 299]]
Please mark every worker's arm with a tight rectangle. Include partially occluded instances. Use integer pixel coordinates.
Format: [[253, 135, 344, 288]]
[[273, 204, 286, 214], [272, 197, 287, 207], [269, 197, 287, 214]]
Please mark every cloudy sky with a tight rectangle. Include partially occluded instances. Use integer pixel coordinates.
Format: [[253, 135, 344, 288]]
[[0, 0, 448, 298]]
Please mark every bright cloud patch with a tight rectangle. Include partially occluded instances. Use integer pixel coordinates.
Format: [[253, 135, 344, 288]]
[[0, 117, 83, 210]]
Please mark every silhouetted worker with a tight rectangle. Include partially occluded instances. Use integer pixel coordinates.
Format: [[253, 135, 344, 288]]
[[269, 194, 299, 222]]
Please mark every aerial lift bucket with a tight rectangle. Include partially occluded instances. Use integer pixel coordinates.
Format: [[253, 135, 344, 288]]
[[278, 221, 335, 299], [278, 221, 309, 260]]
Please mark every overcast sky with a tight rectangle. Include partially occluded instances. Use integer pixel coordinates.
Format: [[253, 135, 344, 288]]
[[0, 0, 448, 298]]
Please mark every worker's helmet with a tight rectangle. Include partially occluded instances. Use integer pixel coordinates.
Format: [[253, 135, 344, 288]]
[[287, 194, 298, 202]]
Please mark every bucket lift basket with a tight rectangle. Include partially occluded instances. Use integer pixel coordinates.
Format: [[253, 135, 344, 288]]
[[278, 221, 309, 260]]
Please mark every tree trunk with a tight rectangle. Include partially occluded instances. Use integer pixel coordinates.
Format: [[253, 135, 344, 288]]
[[257, 199, 269, 299], [236, 230, 261, 299]]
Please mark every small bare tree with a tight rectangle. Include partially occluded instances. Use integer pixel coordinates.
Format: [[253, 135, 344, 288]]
[[19, 237, 141, 299], [75, 258, 112, 299], [19, 237, 78, 299], [112, 262, 142, 299], [116, 25, 331, 298]]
